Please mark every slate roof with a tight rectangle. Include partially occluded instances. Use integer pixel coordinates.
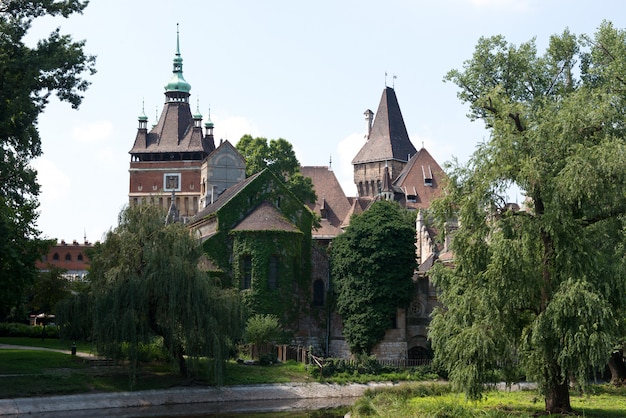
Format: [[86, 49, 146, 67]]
[[232, 201, 300, 232], [352, 87, 418, 164], [393, 147, 446, 210], [129, 102, 214, 156], [300, 166, 351, 238]]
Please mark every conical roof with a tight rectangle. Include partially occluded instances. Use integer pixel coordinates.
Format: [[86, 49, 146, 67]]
[[352, 87, 417, 164]]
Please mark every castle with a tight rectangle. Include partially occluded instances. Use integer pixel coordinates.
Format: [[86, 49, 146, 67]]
[[128, 30, 447, 361]]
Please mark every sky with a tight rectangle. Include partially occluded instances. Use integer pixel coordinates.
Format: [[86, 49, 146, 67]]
[[26, 0, 626, 243]]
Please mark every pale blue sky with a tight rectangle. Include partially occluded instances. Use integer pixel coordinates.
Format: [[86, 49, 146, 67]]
[[28, 0, 626, 242]]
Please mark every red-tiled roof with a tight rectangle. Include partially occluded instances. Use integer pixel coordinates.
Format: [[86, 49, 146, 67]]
[[232, 201, 301, 232], [300, 166, 351, 238], [393, 147, 446, 210]]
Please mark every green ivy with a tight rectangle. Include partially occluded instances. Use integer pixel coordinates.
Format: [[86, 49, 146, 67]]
[[197, 169, 314, 330]]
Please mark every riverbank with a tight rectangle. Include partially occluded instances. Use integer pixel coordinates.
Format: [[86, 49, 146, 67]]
[[0, 381, 393, 417]]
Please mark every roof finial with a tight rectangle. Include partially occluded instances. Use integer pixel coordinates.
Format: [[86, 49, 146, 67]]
[[384, 71, 387, 87], [329, 154, 332, 171], [176, 23, 180, 56], [393, 74, 397, 89]]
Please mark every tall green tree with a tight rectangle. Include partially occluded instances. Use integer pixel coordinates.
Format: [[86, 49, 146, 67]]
[[236, 135, 317, 204], [429, 22, 626, 414], [0, 0, 95, 319], [84, 205, 244, 384], [331, 200, 416, 354]]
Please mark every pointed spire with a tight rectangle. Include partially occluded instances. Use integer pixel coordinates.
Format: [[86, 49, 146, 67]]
[[164, 23, 191, 97], [138, 99, 148, 129], [204, 106, 214, 129], [352, 87, 417, 164], [193, 97, 203, 128]]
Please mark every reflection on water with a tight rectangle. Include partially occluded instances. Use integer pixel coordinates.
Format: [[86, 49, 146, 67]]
[[30, 397, 353, 418]]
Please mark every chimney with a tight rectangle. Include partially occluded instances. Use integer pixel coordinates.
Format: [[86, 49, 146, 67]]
[[364, 109, 374, 140]]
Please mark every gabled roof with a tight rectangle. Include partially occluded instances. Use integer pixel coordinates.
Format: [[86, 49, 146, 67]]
[[393, 147, 446, 210], [191, 171, 263, 220], [205, 139, 246, 166], [300, 166, 351, 238], [352, 87, 417, 164], [232, 201, 300, 233]]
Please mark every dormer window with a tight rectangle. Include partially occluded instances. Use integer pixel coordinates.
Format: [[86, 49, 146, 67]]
[[320, 198, 328, 219], [422, 165, 434, 187], [404, 186, 418, 203]]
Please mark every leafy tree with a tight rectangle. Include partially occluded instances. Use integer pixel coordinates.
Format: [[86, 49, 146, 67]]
[[83, 205, 244, 384], [331, 200, 416, 355], [0, 0, 96, 319], [429, 22, 626, 414], [244, 313, 281, 361], [236, 135, 317, 204], [27, 266, 70, 315]]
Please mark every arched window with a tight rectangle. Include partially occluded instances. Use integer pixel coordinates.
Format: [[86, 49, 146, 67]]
[[77, 253, 83, 261], [52, 253, 59, 261], [313, 279, 325, 306], [268, 256, 279, 290], [242, 256, 252, 289], [65, 253, 71, 261]]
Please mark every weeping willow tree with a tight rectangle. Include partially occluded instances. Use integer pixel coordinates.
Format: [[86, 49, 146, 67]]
[[87, 204, 244, 384], [429, 22, 626, 414]]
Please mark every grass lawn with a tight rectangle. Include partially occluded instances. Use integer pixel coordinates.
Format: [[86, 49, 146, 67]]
[[350, 382, 626, 417], [2, 339, 625, 417]]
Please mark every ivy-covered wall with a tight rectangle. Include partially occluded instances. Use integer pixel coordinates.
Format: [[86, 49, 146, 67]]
[[196, 169, 314, 332], [232, 230, 303, 326]]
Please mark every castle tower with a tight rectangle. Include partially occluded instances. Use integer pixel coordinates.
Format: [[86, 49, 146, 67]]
[[128, 26, 215, 219], [352, 87, 417, 198]]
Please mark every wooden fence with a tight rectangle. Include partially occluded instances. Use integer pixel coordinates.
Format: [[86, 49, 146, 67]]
[[275, 345, 432, 369]]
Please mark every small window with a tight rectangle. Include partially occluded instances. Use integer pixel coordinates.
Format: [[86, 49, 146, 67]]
[[313, 279, 325, 306], [407, 195, 417, 203], [65, 253, 71, 261], [242, 256, 252, 289], [52, 253, 59, 261], [77, 253, 83, 261], [268, 256, 279, 290]]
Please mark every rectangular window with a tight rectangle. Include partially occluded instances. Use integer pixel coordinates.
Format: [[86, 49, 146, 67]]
[[242, 256, 252, 289]]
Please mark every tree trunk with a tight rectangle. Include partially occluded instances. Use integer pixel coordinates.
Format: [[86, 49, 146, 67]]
[[176, 344, 188, 378], [608, 350, 626, 385], [545, 373, 572, 414]]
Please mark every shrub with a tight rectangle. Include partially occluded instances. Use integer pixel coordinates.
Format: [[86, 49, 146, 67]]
[[0, 322, 59, 338]]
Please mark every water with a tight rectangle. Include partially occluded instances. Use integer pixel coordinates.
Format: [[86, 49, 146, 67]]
[[29, 397, 354, 417]]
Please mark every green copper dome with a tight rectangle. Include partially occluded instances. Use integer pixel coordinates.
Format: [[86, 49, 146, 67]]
[[165, 25, 191, 94]]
